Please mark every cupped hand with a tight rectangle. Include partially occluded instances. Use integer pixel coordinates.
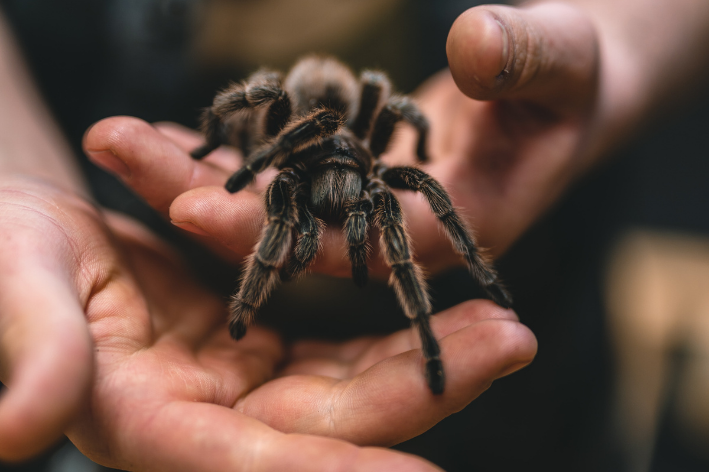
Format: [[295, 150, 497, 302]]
[[0, 177, 536, 470]]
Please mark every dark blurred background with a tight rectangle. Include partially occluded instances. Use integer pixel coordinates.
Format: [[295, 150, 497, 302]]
[[1, 1, 709, 471]]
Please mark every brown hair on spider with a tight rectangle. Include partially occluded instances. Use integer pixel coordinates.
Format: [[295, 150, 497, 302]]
[[191, 55, 512, 395]]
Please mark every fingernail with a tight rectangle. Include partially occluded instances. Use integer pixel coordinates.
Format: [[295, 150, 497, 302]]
[[495, 19, 509, 75], [87, 149, 131, 178], [171, 220, 210, 236]]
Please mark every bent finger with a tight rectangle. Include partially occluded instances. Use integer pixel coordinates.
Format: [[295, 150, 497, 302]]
[[77, 402, 440, 472], [153, 121, 205, 152], [83, 116, 232, 213], [169, 185, 359, 275], [237, 301, 536, 446], [447, 3, 598, 113], [168, 186, 265, 260], [0, 264, 92, 461], [153, 121, 244, 174]]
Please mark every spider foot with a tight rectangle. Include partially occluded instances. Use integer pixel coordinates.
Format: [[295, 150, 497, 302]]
[[226, 166, 256, 193], [190, 144, 213, 160], [228, 318, 247, 340], [228, 299, 256, 340], [425, 358, 445, 395]]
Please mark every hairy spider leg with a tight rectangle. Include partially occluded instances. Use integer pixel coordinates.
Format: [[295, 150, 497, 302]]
[[370, 182, 445, 394], [349, 71, 391, 140], [225, 107, 345, 193], [229, 169, 300, 339], [344, 191, 374, 286], [381, 166, 512, 308], [369, 96, 430, 163], [191, 70, 292, 160], [282, 177, 324, 281]]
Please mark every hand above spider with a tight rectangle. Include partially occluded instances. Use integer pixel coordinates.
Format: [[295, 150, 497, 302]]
[[0, 177, 535, 468]]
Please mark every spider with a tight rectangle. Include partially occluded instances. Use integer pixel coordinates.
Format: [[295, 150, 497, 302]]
[[190, 56, 511, 394]]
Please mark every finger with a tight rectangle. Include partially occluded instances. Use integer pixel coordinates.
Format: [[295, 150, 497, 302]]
[[153, 121, 244, 174], [153, 121, 205, 152], [350, 300, 520, 374], [169, 185, 403, 278], [169, 186, 265, 260], [169, 185, 358, 275], [288, 299, 517, 368], [0, 259, 92, 461], [79, 402, 441, 472], [83, 116, 232, 213], [237, 300, 537, 446], [289, 337, 380, 367], [446, 3, 598, 112]]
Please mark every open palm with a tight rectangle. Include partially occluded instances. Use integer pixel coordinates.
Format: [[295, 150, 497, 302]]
[[0, 179, 534, 470]]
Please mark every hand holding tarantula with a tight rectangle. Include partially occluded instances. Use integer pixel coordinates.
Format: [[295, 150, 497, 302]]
[[7, 0, 706, 466], [0, 178, 533, 470]]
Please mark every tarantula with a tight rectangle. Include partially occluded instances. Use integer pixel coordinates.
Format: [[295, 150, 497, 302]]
[[191, 56, 511, 394]]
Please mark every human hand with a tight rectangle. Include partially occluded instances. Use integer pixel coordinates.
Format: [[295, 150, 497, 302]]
[[406, 0, 697, 263], [0, 177, 536, 470], [404, 2, 602, 262]]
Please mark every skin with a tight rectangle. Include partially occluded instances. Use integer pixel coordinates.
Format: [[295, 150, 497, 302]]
[[4, 0, 709, 467], [0, 177, 535, 471], [0, 10, 89, 459], [85, 0, 709, 274], [0, 8, 538, 468]]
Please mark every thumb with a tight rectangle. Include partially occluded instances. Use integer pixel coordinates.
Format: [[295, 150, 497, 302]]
[[0, 261, 93, 461], [446, 3, 598, 113], [0, 183, 94, 461]]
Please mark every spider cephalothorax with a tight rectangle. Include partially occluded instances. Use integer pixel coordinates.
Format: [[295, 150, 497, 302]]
[[191, 56, 511, 394]]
